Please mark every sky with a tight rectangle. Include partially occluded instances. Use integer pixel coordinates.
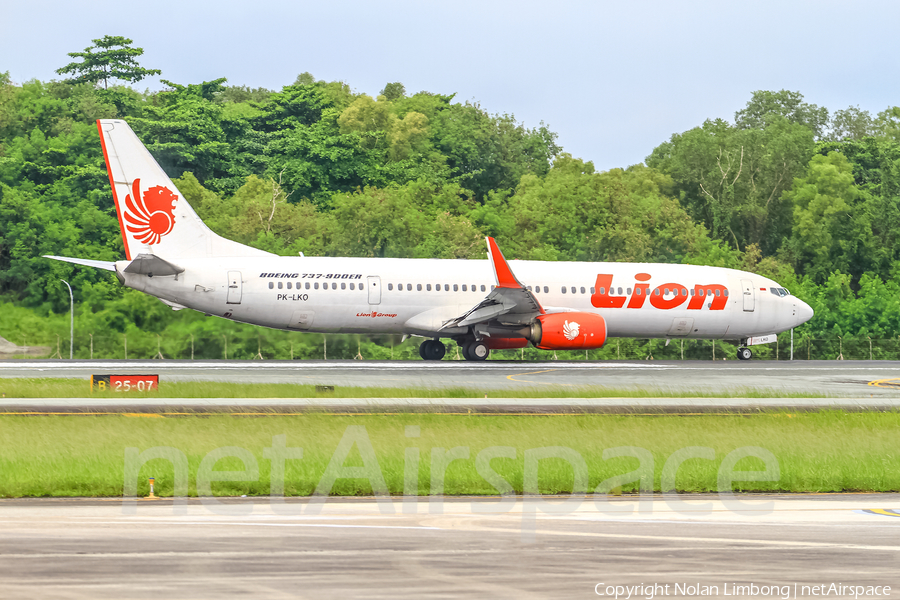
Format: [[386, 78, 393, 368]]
[[2, 0, 899, 170]]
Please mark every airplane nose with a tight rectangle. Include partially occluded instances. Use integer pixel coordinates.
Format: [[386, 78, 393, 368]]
[[796, 300, 814, 326]]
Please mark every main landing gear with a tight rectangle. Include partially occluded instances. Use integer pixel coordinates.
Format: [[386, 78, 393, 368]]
[[737, 346, 753, 361], [418, 338, 491, 361], [462, 339, 490, 361], [419, 339, 446, 361]]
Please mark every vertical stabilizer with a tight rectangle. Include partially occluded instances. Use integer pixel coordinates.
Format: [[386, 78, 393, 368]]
[[97, 119, 272, 260]]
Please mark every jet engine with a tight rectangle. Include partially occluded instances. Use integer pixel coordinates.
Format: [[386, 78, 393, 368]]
[[528, 312, 607, 350]]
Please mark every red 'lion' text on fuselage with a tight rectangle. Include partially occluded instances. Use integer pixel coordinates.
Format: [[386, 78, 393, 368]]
[[590, 274, 728, 311]]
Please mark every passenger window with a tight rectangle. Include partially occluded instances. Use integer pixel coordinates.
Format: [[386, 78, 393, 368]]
[[724, 290, 728, 297], [715, 289, 721, 297], [580, 287, 586, 294], [388, 283, 393, 291], [349, 283, 355, 290], [407, 284, 412, 291], [444, 284, 450, 291], [268, 282, 274, 289], [417, 284, 422, 291], [314, 282, 319, 290], [481, 285, 486, 292], [341, 282, 346, 290], [636, 288, 642, 295], [681, 288, 686, 296], [453, 284, 458, 291], [278, 282, 283, 289], [599, 287, 605, 294], [427, 284, 432, 291], [690, 289, 695, 296], [462, 284, 467, 291], [286, 282, 292, 290], [562, 287, 567, 294], [590, 287, 595, 294], [627, 287, 632, 295], [617, 287, 622, 295], [654, 288, 660, 295]]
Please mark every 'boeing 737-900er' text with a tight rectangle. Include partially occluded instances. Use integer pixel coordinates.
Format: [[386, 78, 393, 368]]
[[45, 120, 814, 361]]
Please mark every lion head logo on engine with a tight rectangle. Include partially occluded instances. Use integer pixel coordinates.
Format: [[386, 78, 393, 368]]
[[563, 320, 580, 340], [123, 179, 178, 245]]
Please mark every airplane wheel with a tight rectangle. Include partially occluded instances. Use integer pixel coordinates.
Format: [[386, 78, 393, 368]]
[[420, 339, 446, 361], [464, 341, 490, 361], [461, 342, 474, 361], [737, 347, 752, 361]]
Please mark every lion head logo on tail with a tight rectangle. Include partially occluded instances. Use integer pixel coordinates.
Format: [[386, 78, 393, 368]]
[[123, 179, 178, 245]]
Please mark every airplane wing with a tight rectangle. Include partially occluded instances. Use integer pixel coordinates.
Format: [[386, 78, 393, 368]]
[[441, 237, 545, 329]]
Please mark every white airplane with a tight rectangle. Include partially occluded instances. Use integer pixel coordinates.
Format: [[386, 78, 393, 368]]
[[45, 119, 814, 361]]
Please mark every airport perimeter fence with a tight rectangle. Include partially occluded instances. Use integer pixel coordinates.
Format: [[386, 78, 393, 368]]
[[3, 330, 898, 361]]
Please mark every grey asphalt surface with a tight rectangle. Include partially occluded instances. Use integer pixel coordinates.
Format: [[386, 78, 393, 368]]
[[1, 496, 898, 599], [2, 360, 900, 412], [2, 359, 900, 395]]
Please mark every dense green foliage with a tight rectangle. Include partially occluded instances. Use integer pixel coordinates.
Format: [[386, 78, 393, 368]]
[[2, 46, 900, 359]]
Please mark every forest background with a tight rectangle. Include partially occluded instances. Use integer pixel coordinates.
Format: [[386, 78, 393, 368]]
[[3, 37, 900, 360]]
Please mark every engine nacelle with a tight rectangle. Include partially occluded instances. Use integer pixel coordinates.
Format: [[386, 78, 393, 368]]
[[486, 338, 529, 350], [530, 312, 607, 350]]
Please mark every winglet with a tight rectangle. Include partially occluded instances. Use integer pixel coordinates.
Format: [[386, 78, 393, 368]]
[[486, 237, 524, 289]]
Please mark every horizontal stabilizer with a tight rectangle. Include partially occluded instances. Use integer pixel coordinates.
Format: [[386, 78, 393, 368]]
[[43, 255, 116, 271], [123, 253, 184, 276]]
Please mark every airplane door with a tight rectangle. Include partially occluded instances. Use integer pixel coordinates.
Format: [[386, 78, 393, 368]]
[[227, 271, 243, 304], [741, 279, 754, 312], [367, 276, 381, 305]]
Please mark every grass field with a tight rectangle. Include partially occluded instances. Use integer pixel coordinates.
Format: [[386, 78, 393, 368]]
[[1, 411, 898, 497], [0, 378, 833, 399]]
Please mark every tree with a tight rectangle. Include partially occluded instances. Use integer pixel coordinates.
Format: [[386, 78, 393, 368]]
[[646, 115, 815, 254], [380, 82, 406, 101], [827, 106, 874, 141], [875, 106, 900, 142], [784, 152, 868, 283], [503, 155, 709, 263], [56, 35, 160, 89], [735, 90, 829, 138]]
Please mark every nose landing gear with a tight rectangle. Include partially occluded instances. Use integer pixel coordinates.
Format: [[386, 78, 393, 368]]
[[737, 346, 753, 361]]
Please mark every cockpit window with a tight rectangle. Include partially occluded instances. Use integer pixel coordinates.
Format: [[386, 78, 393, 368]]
[[769, 287, 790, 297]]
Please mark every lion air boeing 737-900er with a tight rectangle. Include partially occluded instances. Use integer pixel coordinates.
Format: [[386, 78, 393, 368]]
[[44, 119, 813, 361]]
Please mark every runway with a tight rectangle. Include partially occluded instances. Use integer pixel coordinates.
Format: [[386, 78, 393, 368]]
[[1, 495, 898, 599], [4, 396, 900, 413], [3, 360, 900, 397]]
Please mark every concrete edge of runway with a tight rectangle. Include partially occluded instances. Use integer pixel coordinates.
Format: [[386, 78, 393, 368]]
[[3, 397, 900, 414]]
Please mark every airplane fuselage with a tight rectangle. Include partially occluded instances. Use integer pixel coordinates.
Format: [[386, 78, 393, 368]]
[[119, 256, 809, 341]]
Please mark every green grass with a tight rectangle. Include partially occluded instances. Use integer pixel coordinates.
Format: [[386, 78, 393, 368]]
[[1, 411, 898, 497], [0, 378, 838, 399]]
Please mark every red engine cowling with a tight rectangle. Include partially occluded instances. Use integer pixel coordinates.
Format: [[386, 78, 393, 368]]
[[532, 312, 607, 350]]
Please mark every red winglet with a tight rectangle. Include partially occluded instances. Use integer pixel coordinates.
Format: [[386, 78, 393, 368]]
[[486, 237, 523, 289]]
